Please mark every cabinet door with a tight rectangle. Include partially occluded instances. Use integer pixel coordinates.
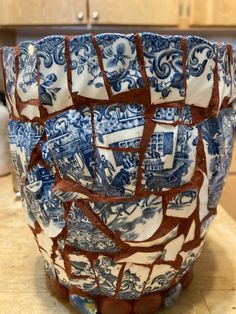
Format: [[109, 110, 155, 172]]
[[89, 0, 180, 26], [190, 0, 236, 26], [0, 0, 87, 25]]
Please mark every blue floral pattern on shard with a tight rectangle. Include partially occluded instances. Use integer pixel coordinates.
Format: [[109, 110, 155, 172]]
[[186, 36, 217, 108], [93, 256, 122, 296], [24, 164, 65, 237], [17, 41, 38, 102], [69, 35, 108, 100], [141, 33, 184, 104], [201, 108, 234, 208], [94, 148, 139, 197], [142, 124, 198, 191], [152, 105, 192, 124], [66, 203, 119, 253], [218, 44, 232, 106], [45, 108, 95, 189], [94, 103, 145, 147], [143, 264, 177, 294], [95, 33, 144, 94], [8, 120, 44, 178], [37, 35, 73, 113], [2, 47, 18, 116], [118, 263, 150, 300], [90, 195, 162, 242]]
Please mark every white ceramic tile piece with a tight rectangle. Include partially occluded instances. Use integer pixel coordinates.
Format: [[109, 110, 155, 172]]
[[40, 248, 56, 279], [118, 263, 150, 299], [163, 234, 185, 261], [8, 120, 44, 178], [2, 47, 19, 117], [199, 172, 209, 221], [95, 33, 144, 95], [144, 264, 177, 294], [53, 189, 89, 202], [66, 203, 119, 253], [141, 33, 185, 104], [70, 277, 99, 295], [178, 241, 204, 280], [69, 254, 95, 277], [166, 189, 197, 218], [200, 215, 216, 238], [152, 106, 193, 125], [94, 103, 145, 148], [45, 108, 95, 189], [117, 251, 162, 264], [186, 36, 216, 108], [184, 221, 196, 243], [20, 105, 40, 119], [125, 225, 179, 247], [24, 164, 65, 238], [69, 34, 109, 100], [17, 42, 38, 102], [37, 35, 73, 114], [91, 195, 163, 242], [94, 256, 122, 296], [36, 232, 53, 255], [218, 44, 232, 107], [54, 264, 70, 288], [148, 124, 178, 169], [142, 125, 198, 191], [229, 48, 236, 103], [94, 147, 139, 197]]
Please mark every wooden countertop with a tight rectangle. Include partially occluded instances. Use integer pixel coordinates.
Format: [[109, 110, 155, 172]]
[[0, 174, 236, 314]]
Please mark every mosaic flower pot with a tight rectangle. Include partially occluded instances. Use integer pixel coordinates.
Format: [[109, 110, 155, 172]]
[[1, 33, 236, 314]]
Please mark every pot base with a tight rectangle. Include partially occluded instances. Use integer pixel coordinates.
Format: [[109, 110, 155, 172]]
[[46, 269, 193, 314]]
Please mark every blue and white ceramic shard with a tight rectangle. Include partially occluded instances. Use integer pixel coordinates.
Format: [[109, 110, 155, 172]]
[[2, 33, 236, 314]]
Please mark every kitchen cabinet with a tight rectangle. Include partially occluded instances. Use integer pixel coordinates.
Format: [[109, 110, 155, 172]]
[[88, 0, 181, 26], [189, 0, 236, 26], [0, 0, 87, 25]]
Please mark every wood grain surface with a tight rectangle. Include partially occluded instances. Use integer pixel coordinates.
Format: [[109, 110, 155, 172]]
[[0, 174, 235, 313]]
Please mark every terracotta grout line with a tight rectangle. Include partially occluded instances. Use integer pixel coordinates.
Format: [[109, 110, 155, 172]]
[[90, 32, 113, 99], [13, 46, 22, 117], [114, 263, 126, 298], [52, 167, 205, 204], [140, 265, 153, 297], [89, 104, 98, 187], [89, 257, 102, 296], [96, 145, 140, 152], [181, 36, 187, 107]]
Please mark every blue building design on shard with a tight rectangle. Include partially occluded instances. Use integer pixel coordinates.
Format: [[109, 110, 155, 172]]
[[142, 125, 198, 191], [45, 108, 95, 189]]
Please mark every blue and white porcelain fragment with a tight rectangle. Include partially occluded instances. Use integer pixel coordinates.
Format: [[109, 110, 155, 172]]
[[2, 32, 236, 314]]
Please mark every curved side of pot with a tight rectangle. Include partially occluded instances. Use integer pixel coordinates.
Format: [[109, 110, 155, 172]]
[[1, 33, 236, 314]]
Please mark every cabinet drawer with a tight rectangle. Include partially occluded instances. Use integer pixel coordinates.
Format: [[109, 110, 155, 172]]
[[190, 0, 236, 26], [89, 0, 180, 26], [1, 0, 87, 25]]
